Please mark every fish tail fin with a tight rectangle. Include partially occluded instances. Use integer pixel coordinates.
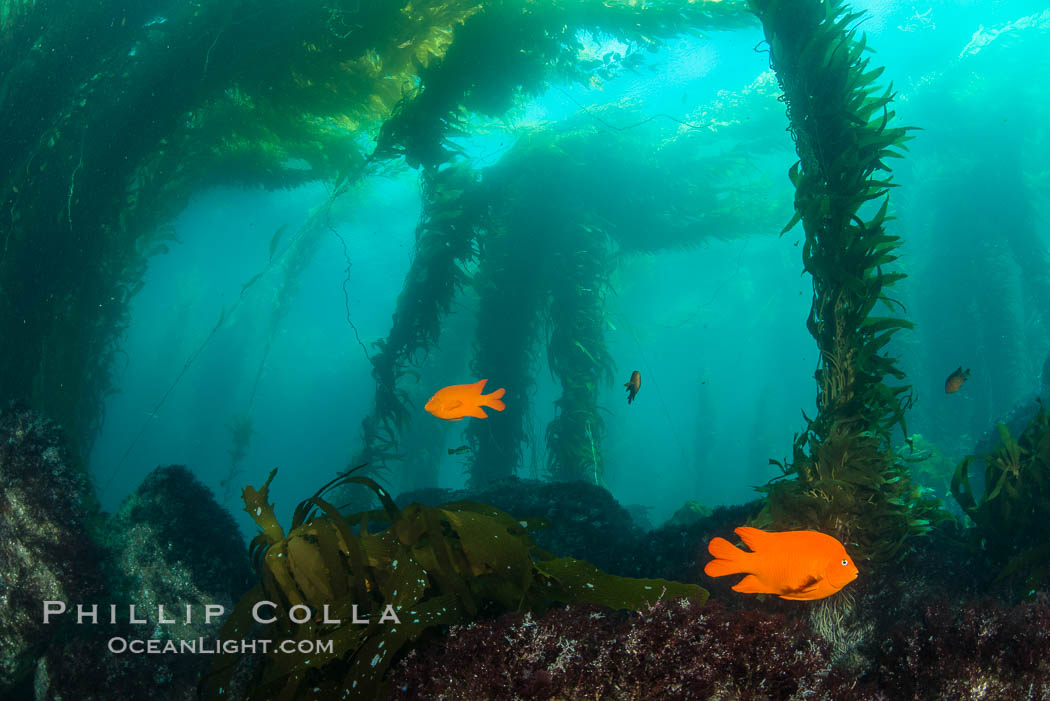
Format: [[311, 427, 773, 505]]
[[484, 387, 506, 411], [703, 537, 749, 578]]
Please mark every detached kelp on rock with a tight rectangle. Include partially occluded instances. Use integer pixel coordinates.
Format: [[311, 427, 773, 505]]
[[200, 467, 706, 700], [748, 0, 944, 563]]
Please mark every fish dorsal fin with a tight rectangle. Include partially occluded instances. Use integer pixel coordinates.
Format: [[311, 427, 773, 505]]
[[734, 526, 774, 552], [470, 378, 488, 392]]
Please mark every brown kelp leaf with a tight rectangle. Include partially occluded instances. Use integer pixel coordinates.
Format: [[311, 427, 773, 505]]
[[244, 468, 284, 544], [341, 594, 463, 700], [285, 535, 335, 605], [537, 557, 708, 609], [442, 508, 532, 586]]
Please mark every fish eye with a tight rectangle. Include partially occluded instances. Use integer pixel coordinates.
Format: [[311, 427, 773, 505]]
[[841, 559, 849, 566]]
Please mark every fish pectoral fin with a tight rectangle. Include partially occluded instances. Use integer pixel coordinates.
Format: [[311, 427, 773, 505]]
[[446, 400, 463, 410], [731, 574, 772, 594], [780, 575, 822, 596]]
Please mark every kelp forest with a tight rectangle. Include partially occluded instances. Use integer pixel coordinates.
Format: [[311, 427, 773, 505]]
[[3, 0, 1050, 697]]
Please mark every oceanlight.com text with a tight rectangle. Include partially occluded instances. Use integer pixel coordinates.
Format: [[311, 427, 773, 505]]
[[107, 637, 336, 656]]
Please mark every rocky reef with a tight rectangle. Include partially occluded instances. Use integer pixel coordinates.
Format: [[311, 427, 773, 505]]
[[391, 600, 857, 699], [0, 404, 106, 693], [33, 464, 252, 701], [397, 477, 648, 576], [389, 501, 1050, 700], [0, 405, 250, 700], [101, 465, 253, 642], [390, 590, 1050, 700], [3, 403, 1048, 699]]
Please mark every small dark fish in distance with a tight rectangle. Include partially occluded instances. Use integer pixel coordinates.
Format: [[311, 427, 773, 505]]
[[448, 445, 472, 455], [945, 367, 970, 394], [625, 370, 641, 404]]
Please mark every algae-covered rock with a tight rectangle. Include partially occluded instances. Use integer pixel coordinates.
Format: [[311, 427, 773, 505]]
[[34, 465, 255, 700], [397, 477, 645, 576], [0, 404, 106, 692], [664, 499, 713, 529], [391, 525, 1050, 700], [103, 465, 252, 642], [33, 634, 203, 701], [389, 600, 857, 699]]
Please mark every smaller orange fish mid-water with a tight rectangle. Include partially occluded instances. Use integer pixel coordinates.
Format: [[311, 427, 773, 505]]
[[703, 526, 858, 601], [425, 379, 506, 421], [624, 370, 641, 404], [945, 366, 970, 394]]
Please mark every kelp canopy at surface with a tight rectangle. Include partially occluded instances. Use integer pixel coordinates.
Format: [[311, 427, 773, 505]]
[[747, 0, 945, 562], [0, 0, 751, 458]]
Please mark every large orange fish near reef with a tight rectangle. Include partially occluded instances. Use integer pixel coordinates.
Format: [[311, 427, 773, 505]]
[[425, 379, 506, 421], [703, 527, 858, 601]]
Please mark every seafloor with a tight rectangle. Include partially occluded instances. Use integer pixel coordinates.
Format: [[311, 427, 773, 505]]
[[2, 403, 1048, 700]]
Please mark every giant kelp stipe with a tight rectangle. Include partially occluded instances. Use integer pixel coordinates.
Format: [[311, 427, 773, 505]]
[[2, 0, 1050, 698], [745, 0, 944, 564]]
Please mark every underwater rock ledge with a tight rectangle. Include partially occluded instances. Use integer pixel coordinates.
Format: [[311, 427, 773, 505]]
[[0, 404, 252, 699], [397, 477, 760, 587], [389, 590, 1050, 700], [101, 464, 253, 642], [389, 599, 858, 699], [397, 478, 647, 577], [388, 479, 1050, 699], [34, 464, 253, 701], [0, 403, 106, 693]]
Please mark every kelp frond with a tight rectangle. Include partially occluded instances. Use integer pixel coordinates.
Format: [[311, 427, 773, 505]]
[[748, 0, 945, 562], [952, 408, 1050, 595], [202, 468, 707, 699]]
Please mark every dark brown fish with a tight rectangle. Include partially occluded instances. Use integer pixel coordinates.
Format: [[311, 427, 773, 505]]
[[624, 370, 641, 404], [945, 367, 970, 394], [447, 445, 472, 456]]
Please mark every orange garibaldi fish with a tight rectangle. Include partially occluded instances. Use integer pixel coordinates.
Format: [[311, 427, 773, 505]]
[[624, 370, 641, 404], [703, 526, 858, 601], [945, 366, 970, 394], [425, 379, 506, 421]]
